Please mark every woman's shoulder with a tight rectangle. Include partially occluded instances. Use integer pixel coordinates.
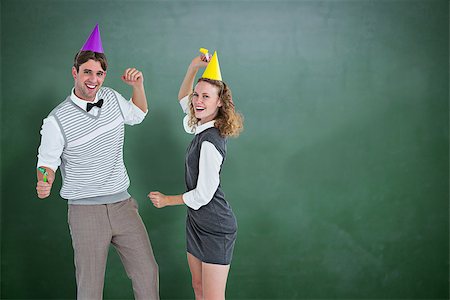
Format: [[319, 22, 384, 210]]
[[200, 127, 223, 140], [199, 127, 226, 152]]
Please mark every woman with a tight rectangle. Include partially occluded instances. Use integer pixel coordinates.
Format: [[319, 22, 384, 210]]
[[148, 51, 243, 299]]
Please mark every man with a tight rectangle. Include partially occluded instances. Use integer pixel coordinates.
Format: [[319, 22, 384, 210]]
[[35, 24, 159, 299]]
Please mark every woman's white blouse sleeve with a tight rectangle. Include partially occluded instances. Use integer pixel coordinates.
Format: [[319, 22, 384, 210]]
[[179, 96, 195, 134], [179, 95, 189, 113], [182, 141, 223, 210]]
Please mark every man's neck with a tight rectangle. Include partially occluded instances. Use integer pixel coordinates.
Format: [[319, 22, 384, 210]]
[[73, 88, 96, 102]]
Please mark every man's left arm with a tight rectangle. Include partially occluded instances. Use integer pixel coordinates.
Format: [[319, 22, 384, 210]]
[[122, 67, 148, 111], [119, 67, 148, 125]]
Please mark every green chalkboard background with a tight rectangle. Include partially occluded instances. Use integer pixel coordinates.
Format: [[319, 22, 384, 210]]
[[1, 0, 448, 299]]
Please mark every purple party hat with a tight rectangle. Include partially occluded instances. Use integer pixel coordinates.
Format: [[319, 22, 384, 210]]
[[80, 24, 104, 53]]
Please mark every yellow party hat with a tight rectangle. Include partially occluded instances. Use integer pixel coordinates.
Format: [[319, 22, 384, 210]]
[[202, 51, 222, 81]]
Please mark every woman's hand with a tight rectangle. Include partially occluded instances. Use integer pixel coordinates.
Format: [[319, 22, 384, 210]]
[[148, 191, 169, 208], [189, 55, 209, 71], [178, 53, 209, 100]]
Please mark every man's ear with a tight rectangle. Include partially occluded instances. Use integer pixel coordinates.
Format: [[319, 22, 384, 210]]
[[71, 67, 78, 80]]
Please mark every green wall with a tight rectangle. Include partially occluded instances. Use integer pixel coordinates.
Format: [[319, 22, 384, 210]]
[[1, 0, 448, 299]]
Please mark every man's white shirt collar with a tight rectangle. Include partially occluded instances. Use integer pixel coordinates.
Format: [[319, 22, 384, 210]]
[[70, 88, 100, 111]]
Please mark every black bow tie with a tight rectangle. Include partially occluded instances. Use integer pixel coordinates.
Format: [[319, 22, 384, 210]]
[[86, 99, 104, 112]]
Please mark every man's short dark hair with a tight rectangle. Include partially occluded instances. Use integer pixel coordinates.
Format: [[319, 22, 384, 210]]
[[73, 51, 108, 72]]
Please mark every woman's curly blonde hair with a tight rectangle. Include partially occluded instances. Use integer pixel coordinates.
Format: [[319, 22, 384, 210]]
[[188, 78, 244, 137]]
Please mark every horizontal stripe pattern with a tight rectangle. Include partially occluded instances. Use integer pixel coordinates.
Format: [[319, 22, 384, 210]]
[[53, 87, 129, 201]]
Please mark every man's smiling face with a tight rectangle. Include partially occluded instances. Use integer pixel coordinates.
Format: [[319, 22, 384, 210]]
[[72, 59, 106, 101]]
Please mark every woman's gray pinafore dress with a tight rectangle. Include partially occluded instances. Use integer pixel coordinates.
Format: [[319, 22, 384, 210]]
[[185, 127, 237, 265]]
